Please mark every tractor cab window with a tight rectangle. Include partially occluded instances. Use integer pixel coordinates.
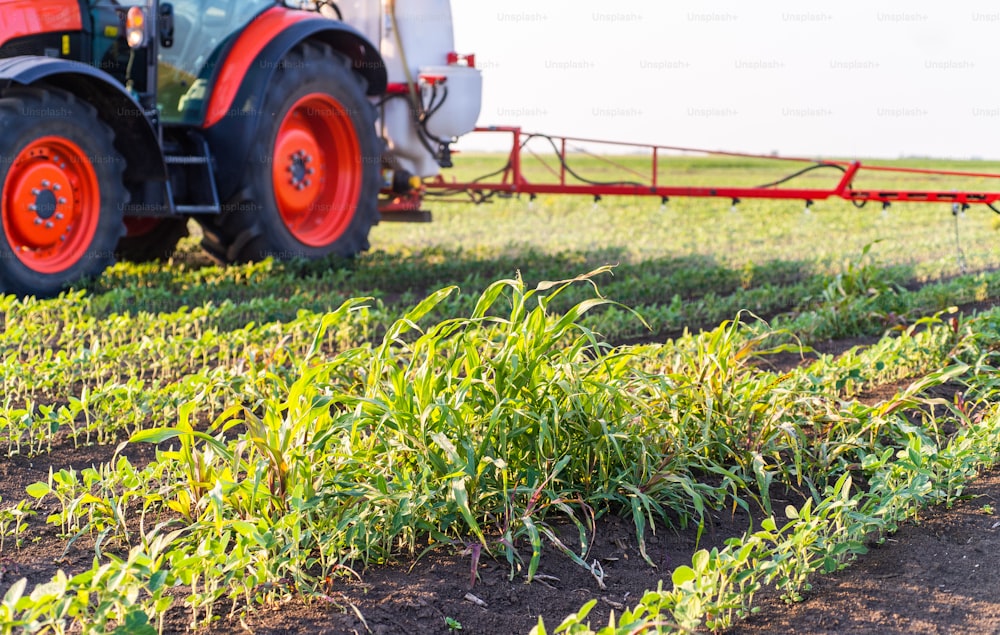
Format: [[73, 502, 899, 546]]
[[157, 0, 276, 123]]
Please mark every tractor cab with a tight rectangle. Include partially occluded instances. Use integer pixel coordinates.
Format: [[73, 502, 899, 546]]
[[84, 0, 275, 123]]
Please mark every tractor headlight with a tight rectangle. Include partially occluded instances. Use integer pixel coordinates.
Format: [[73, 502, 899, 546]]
[[126, 7, 146, 48]]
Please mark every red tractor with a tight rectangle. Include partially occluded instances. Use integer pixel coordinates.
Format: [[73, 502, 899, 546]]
[[0, 0, 482, 296]]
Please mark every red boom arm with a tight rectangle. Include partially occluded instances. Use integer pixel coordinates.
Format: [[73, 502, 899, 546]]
[[415, 127, 1000, 210]]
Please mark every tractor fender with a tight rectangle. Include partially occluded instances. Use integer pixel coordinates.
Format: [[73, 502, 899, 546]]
[[202, 10, 387, 202], [0, 56, 168, 185]]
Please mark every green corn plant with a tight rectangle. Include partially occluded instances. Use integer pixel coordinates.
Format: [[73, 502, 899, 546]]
[[131, 401, 236, 523]]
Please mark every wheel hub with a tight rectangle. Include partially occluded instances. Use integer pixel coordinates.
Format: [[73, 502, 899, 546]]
[[34, 188, 58, 220], [287, 149, 315, 191], [273, 124, 323, 216], [7, 160, 75, 250]]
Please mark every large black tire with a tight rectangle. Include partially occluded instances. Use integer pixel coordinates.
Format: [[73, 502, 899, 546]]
[[198, 42, 381, 264], [115, 217, 190, 262], [0, 87, 126, 297]]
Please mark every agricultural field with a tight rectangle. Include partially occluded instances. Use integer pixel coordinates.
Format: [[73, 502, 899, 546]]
[[3, 155, 1000, 633]]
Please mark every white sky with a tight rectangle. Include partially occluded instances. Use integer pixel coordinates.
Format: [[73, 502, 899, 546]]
[[451, 1, 1000, 159]]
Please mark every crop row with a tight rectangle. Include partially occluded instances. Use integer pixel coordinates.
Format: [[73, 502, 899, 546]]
[[0, 268, 998, 632], [4, 244, 1000, 461]]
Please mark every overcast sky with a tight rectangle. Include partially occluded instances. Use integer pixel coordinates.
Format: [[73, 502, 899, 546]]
[[451, 1, 1000, 159]]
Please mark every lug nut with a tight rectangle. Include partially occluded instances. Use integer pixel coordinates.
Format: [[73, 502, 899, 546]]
[[45, 221, 54, 229], [34, 218, 42, 225], [41, 180, 50, 187], [53, 184, 61, 191], [58, 198, 66, 205], [31, 188, 39, 195], [55, 213, 64, 220]]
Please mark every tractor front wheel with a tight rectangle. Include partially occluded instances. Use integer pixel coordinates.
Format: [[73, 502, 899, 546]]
[[199, 42, 381, 264], [0, 87, 126, 297]]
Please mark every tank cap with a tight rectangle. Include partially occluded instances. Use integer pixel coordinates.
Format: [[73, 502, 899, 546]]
[[447, 52, 476, 68]]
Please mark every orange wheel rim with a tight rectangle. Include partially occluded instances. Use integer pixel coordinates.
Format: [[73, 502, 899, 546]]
[[1, 136, 101, 273], [272, 93, 362, 247]]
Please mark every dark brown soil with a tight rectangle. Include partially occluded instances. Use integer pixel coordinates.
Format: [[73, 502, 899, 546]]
[[5, 321, 1000, 634], [201, 510, 754, 635]]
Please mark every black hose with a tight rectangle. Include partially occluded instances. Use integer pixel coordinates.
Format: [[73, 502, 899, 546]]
[[753, 161, 876, 208], [520, 133, 646, 187], [754, 162, 847, 188], [417, 84, 453, 151], [423, 162, 512, 199], [425, 132, 647, 201]]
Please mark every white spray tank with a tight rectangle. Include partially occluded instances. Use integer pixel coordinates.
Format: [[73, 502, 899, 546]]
[[365, 0, 482, 178], [335, 0, 382, 49]]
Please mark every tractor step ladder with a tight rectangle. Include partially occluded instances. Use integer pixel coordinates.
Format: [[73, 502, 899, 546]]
[[164, 137, 221, 215]]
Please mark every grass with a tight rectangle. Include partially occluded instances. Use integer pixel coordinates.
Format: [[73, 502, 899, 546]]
[[2, 155, 1000, 633]]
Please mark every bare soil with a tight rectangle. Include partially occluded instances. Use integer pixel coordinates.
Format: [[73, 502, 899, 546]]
[[4, 323, 1000, 634]]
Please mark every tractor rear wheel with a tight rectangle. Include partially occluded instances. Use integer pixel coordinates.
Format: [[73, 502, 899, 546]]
[[0, 87, 126, 297], [116, 217, 190, 262], [199, 42, 381, 264]]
